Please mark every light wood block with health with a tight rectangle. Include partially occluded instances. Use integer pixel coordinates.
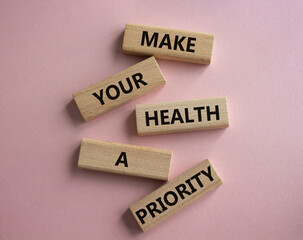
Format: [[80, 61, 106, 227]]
[[122, 23, 214, 64], [78, 138, 172, 180], [73, 57, 166, 121], [130, 159, 222, 231], [136, 97, 229, 136]]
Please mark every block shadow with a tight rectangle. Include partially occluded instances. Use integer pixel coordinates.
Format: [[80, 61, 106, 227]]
[[125, 110, 137, 136], [66, 99, 83, 126], [121, 209, 142, 235], [111, 31, 144, 63]]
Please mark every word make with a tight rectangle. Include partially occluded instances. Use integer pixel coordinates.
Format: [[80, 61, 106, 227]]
[[130, 159, 222, 231], [73, 57, 165, 121], [123, 23, 214, 64], [78, 138, 172, 180], [141, 31, 196, 53], [136, 97, 229, 136]]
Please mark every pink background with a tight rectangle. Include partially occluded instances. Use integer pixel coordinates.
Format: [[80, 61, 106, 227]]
[[1, 1, 302, 239]]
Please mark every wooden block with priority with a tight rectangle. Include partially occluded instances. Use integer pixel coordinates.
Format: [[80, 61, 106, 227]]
[[136, 97, 229, 136], [122, 23, 214, 64], [130, 159, 222, 231], [72, 57, 166, 121], [78, 138, 172, 180]]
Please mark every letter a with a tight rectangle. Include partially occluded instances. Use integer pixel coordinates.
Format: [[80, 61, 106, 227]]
[[115, 152, 128, 167]]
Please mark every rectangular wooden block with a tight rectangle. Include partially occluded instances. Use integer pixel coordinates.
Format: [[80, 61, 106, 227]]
[[136, 97, 229, 136], [72, 57, 166, 121], [130, 159, 222, 231], [78, 138, 172, 180], [122, 23, 214, 65]]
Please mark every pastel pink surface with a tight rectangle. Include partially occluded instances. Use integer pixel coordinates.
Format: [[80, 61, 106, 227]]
[[0, 1, 302, 239]]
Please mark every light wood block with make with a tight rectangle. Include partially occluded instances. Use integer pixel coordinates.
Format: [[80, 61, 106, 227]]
[[122, 23, 214, 65], [78, 138, 172, 180], [72, 57, 166, 121], [130, 159, 222, 231], [136, 97, 229, 136]]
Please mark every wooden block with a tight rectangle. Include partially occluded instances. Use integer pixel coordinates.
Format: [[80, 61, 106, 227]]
[[130, 159, 222, 231], [72, 57, 166, 121], [136, 97, 229, 136], [78, 138, 172, 180], [122, 23, 214, 65]]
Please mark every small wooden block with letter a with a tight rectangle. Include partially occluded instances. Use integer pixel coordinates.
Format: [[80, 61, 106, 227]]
[[78, 138, 172, 180]]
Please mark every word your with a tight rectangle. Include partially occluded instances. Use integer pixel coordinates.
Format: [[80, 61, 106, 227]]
[[92, 73, 147, 105]]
